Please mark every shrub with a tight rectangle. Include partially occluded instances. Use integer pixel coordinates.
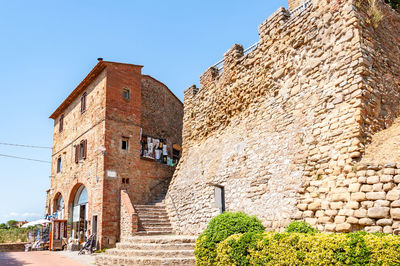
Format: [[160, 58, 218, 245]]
[[0, 227, 30, 243], [216, 231, 400, 265], [194, 212, 265, 265], [285, 221, 318, 234]]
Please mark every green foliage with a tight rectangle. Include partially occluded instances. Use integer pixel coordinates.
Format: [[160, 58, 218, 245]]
[[194, 212, 265, 265], [0, 223, 8, 229], [216, 231, 400, 265], [385, 0, 400, 9], [0, 227, 30, 243], [285, 221, 318, 234], [7, 220, 18, 228]]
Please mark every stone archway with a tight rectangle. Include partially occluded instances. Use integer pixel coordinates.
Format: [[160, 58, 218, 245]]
[[68, 183, 89, 241]]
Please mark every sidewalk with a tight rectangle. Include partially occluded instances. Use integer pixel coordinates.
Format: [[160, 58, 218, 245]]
[[0, 251, 96, 266]]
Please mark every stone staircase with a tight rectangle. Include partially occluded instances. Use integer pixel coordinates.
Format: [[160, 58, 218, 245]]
[[96, 194, 196, 265]]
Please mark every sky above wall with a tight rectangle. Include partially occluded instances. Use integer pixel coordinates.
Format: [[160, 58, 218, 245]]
[[0, 0, 287, 223]]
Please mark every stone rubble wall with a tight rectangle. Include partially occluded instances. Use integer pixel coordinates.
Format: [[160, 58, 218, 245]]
[[299, 162, 400, 233], [166, 0, 373, 235], [295, 0, 400, 233]]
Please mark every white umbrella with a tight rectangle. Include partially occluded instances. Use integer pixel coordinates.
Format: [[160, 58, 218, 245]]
[[21, 219, 51, 228]]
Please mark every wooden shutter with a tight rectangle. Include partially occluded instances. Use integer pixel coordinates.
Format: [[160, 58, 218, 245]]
[[74, 145, 79, 163], [83, 140, 87, 160]]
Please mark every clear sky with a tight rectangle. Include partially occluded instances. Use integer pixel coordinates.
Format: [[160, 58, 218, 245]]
[[0, 0, 287, 223]]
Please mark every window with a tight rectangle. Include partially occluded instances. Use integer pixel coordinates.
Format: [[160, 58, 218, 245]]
[[122, 138, 129, 150], [122, 178, 130, 184], [75, 140, 87, 163], [59, 114, 64, 133], [80, 92, 87, 113], [122, 88, 130, 100], [57, 157, 62, 173]]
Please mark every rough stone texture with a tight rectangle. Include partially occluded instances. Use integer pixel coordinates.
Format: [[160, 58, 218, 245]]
[[0, 243, 28, 252], [166, 0, 400, 235], [120, 190, 139, 239], [46, 61, 183, 248]]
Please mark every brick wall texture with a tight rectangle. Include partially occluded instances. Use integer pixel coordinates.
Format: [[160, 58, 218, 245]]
[[165, 0, 400, 235], [47, 61, 183, 248]]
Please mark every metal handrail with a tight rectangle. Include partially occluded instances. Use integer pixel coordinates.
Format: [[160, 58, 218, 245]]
[[290, 0, 312, 17]]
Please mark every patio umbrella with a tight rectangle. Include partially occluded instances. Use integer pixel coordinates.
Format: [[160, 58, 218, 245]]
[[21, 219, 51, 228]]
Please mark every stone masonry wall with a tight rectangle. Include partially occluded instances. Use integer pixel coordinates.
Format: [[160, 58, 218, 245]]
[[166, 0, 400, 235]]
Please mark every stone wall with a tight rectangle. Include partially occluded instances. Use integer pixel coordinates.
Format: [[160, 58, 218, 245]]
[[120, 190, 139, 239], [0, 243, 28, 252], [299, 162, 400, 233], [166, 0, 400, 235]]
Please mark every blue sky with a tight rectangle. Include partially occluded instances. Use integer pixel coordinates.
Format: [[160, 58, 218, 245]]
[[0, 0, 287, 223]]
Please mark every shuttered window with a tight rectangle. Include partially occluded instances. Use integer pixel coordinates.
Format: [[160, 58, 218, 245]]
[[74, 140, 87, 163]]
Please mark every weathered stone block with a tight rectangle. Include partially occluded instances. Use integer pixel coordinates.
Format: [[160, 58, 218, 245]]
[[376, 219, 392, 226], [336, 222, 351, 232], [390, 208, 400, 219], [359, 218, 375, 225], [387, 190, 400, 201], [368, 207, 389, 219], [366, 192, 386, 200], [348, 183, 360, 192], [351, 192, 366, 202]]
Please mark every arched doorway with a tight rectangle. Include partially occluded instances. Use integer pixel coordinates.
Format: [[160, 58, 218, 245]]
[[71, 185, 89, 241], [54, 193, 65, 219]]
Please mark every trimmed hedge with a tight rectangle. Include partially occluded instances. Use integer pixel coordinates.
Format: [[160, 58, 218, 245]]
[[194, 212, 265, 265], [215, 231, 400, 265]]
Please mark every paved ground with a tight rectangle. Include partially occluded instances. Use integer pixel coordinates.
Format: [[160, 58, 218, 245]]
[[0, 251, 96, 266]]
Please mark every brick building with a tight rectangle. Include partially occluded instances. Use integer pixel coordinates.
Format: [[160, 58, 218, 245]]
[[45, 60, 183, 248]]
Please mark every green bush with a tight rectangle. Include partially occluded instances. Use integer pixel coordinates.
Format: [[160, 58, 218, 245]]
[[194, 212, 265, 265], [285, 221, 318, 234], [216, 231, 400, 265]]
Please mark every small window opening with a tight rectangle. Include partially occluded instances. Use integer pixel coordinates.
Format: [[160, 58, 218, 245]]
[[122, 138, 129, 150], [122, 178, 125, 184], [122, 89, 130, 100], [59, 114, 64, 133], [57, 157, 62, 173], [125, 178, 129, 184], [81, 92, 87, 113]]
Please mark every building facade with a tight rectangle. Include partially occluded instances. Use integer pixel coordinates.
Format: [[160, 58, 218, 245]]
[[46, 60, 183, 248]]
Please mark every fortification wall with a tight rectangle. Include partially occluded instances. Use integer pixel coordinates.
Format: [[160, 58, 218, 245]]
[[294, 0, 400, 233], [166, 0, 368, 234]]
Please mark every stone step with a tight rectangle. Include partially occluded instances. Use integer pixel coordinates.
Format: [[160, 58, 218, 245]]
[[116, 242, 195, 250], [133, 231, 174, 236], [95, 254, 195, 266], [139, 219, 171, 225], [136, 210, 168, 215], [138, 213, 169, 220], [106, 249, 194, 258], [135, 205, 166, 209], [122, 235, 197, 244], [139, 227, 173, 232]]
